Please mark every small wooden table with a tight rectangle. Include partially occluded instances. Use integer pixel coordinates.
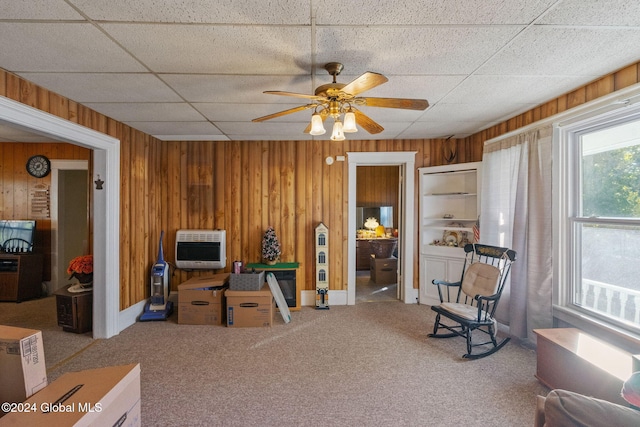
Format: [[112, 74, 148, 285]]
[[54, 285, 93, 334]]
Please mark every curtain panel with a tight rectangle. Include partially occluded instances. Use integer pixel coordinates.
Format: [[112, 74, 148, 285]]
[[480, 126, 553, 342]]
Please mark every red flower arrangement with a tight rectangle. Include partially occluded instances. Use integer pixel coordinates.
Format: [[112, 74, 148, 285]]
[[67, 254, 93, 280]]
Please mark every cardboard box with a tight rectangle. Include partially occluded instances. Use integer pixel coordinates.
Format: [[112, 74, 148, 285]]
[[0, 363, 141, 427], [178, 273, 229, 325], [226, 284, 274, 327], [370, 257, 398, 285], [0, 326, 47, 408]]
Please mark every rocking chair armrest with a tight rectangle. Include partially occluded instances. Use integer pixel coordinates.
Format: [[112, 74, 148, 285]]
[[432, 279, 461, 287], [474, 293, 500, 302]]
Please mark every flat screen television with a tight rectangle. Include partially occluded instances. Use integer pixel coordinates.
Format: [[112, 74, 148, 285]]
[[0, 220, 36, 253]]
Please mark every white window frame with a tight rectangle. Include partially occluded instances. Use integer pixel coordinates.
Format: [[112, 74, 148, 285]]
[[554, 101, 640, 343]]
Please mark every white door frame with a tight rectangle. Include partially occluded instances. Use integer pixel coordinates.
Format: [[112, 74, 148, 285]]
[[347, 151, 417, 305], [0, 96, 120, 339]]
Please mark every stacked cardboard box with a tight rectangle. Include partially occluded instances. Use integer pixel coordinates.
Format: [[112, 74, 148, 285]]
[[178, 273, 229, 325], [226, 284, 274, 327], [0, 325, 48, 413], [0, 363, 141, 426]]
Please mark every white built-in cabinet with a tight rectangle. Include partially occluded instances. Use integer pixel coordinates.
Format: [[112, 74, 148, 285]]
[[418, 162, 482, 306]]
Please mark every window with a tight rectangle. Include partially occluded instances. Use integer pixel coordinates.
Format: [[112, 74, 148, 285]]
[[557, 106, 640, 337], [318, 251, 326, 264]]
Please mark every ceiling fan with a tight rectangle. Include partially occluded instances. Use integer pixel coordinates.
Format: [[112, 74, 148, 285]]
[[252, 62, 429, 140]]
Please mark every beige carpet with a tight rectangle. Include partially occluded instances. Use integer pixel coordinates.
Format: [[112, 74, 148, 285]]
[[1, 284, 548, 426]]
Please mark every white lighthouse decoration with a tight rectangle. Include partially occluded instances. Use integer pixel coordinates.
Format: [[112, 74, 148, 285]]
[[315, 222, 329, 309]]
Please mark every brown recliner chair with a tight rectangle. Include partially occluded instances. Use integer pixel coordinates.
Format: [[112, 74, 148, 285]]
[[535, 372, 640, 427]]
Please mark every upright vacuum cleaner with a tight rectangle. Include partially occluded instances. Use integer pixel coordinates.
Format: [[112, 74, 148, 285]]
[[140, 231, 173, 321]]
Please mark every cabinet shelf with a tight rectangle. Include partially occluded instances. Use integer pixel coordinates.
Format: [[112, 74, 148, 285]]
[[423, 226, 474, 232], [423, 192, 477, 198], [418, 162, 482, 306]]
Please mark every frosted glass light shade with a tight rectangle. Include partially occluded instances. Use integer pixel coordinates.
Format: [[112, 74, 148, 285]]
[[309, 113, 326, 135], [343, 111, 357, 133], [330, 121, 345, 141]]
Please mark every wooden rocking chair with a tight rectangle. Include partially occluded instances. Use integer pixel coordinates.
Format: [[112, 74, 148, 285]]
[[428, 243, 516, 359]]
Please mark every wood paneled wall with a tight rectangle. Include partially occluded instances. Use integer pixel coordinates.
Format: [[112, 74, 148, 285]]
[[0, 143, 91, 281], [2, 59, 640, 310], [357, 166, 399, 227]]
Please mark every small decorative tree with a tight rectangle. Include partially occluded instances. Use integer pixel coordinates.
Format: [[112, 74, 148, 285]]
[[261, 226, 281, 265]]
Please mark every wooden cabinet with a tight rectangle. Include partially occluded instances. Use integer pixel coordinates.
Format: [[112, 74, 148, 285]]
[[356, 239, 373, 270], [0, 254, 43, 302], [418, 162, 481, 306], [55, 285, 93, 333]]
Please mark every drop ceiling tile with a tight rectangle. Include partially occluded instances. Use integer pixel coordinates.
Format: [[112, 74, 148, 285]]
[[83, 103, 204, 122], [315, 26, 524, 75], [1, 0, 84, 19], [422, 102, 537, 124], [17, 73, 182, 103], [478, 26, 640, 76], [161, 75, 314, 103], [217, 121, 311, 137], [124, 121, 222, 136], [194, 103, 313, 122], [0, 123, 53, 142], [399, 121, 486, 139], [441, 74, 596, 106], [355, 107, 426, 123], [155, 135, 230, 141], [343, 75, 465, 105], [70, 0, 309, 24], [101, 23, 312, 74], [315, 0, 557, 25], [0, 23, 145, 72], [539, 0, 640, 26]]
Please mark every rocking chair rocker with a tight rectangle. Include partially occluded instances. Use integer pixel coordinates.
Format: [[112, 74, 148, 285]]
[[428, 243, 516, 359]]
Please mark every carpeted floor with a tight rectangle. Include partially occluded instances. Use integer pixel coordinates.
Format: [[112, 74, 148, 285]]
[[1, 276, 548, 426]]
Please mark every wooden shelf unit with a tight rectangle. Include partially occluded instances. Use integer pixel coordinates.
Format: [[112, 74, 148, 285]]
[[0, 253, 43, 302]]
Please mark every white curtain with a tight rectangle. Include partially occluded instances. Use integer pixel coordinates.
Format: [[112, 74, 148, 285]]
[[480, 126, 553, 342]]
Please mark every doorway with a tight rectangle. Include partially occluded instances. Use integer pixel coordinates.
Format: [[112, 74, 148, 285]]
[[355, 165, 400, 303], [49, 161, 89, 295], [347, 151, 418, 305], [0, 96, 121, 339]]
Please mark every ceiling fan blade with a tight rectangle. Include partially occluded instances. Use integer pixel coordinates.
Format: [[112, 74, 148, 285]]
[[263, 90, 325, 101], [252, 104, 316, 122], [340, 72, 388, 96], [361, 97, 429, 110], [353, 109, 384, 134]]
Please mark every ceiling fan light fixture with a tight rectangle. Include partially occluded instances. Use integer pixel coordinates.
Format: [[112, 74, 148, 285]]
[[343, 111, 357, 133], [330, 120, 345, 141], [309, 113, 326, 135]]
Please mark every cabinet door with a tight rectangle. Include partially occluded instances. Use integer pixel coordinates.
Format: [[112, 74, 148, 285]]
[[446, 259, 465, 285], [420, 256, 466, 306], [419, 256, 446, 306]]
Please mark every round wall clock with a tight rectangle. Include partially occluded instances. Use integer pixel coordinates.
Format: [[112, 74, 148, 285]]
[[26, 155, 51, 178]]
